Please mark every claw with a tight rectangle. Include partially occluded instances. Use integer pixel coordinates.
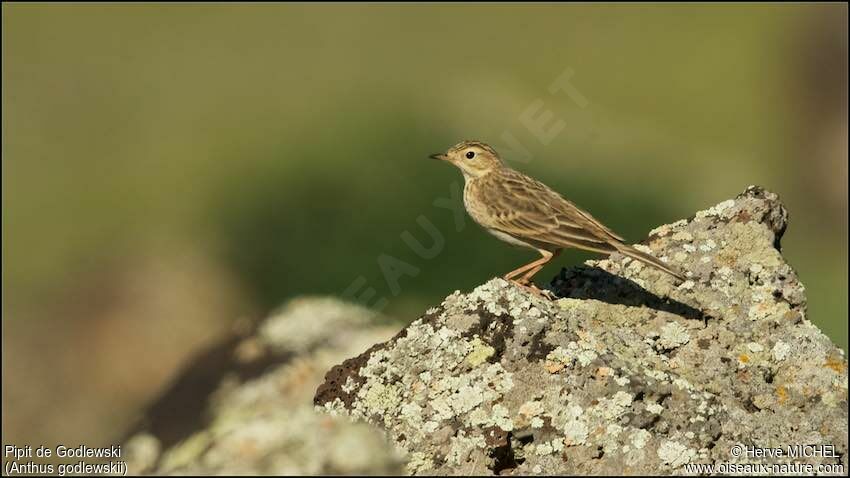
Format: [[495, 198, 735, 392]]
[[508, 280, 556, 300]]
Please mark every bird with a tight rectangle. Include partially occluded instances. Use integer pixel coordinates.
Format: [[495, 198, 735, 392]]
[[429, 140, 685, 296]]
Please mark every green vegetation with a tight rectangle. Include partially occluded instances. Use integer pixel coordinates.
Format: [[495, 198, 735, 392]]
[[4, 4, 846, 349]]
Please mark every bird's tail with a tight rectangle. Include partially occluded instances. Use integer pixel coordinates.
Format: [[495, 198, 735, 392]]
[[616, 244, 685, 282]]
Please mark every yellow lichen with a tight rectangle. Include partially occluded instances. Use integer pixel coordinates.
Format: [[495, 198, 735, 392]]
[[465, 337, 495, 366], [776, 385, 788, 404], [824, 356, 847, 374]]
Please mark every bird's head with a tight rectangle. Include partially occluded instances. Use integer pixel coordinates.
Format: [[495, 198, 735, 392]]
[[429, 140, 504, 178]]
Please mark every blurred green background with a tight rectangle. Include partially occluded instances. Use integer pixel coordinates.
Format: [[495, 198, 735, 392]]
[[3, 3, 847, 452]]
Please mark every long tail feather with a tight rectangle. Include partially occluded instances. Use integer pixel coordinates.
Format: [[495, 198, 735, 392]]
[[616, 244, 685, 281]]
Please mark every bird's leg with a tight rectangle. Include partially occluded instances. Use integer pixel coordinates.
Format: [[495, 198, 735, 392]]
[[503, 250, 557, 292], [502, 256, 546, 284], [517, 249, 561, 285]]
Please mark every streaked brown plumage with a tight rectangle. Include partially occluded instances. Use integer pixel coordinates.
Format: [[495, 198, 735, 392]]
[[430, 140, 684, 294]]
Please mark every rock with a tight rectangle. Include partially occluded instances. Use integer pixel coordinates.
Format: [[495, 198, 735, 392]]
[[314, 186, 848, 475], [123, 297, 405, 475]]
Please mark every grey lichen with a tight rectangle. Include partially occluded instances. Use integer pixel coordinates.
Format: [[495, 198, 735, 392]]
[[315, 187, 847, 475]]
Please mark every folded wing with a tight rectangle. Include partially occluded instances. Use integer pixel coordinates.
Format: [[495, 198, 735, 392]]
[[475, 170, 620, 250]]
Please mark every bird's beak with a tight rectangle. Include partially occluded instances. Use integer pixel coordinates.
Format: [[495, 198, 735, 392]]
[[429, 153, 447, 161]]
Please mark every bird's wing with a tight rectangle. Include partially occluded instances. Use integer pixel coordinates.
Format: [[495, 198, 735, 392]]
[[552, 196, 625, 242], [475, 170, 623, 252]]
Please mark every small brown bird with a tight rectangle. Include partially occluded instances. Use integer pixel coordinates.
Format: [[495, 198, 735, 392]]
[[430, 140, 685, 295]]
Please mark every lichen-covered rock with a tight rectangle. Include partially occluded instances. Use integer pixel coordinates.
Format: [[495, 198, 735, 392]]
[[124, 297, 405, 475], [314, 187, 847, 475]]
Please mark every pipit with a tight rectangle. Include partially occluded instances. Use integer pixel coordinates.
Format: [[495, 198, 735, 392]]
[[430, 140, 685, 295]]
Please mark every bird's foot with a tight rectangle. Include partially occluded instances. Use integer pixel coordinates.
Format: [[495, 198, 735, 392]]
[[508, 280, 556, 300]]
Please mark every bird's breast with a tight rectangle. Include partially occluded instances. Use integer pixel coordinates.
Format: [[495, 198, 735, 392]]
[[462, 180, 489, 226], [461, 178, 499, 220]]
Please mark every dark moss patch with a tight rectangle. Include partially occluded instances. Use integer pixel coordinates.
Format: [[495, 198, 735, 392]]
[[463, 305, 515, 364], [527, 327, 556, 361], [313, 317, 413, 408], [488, 430, 525, 475]]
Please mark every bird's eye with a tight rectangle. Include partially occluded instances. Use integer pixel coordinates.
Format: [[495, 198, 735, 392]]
[[465, 151, 475, 159]]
